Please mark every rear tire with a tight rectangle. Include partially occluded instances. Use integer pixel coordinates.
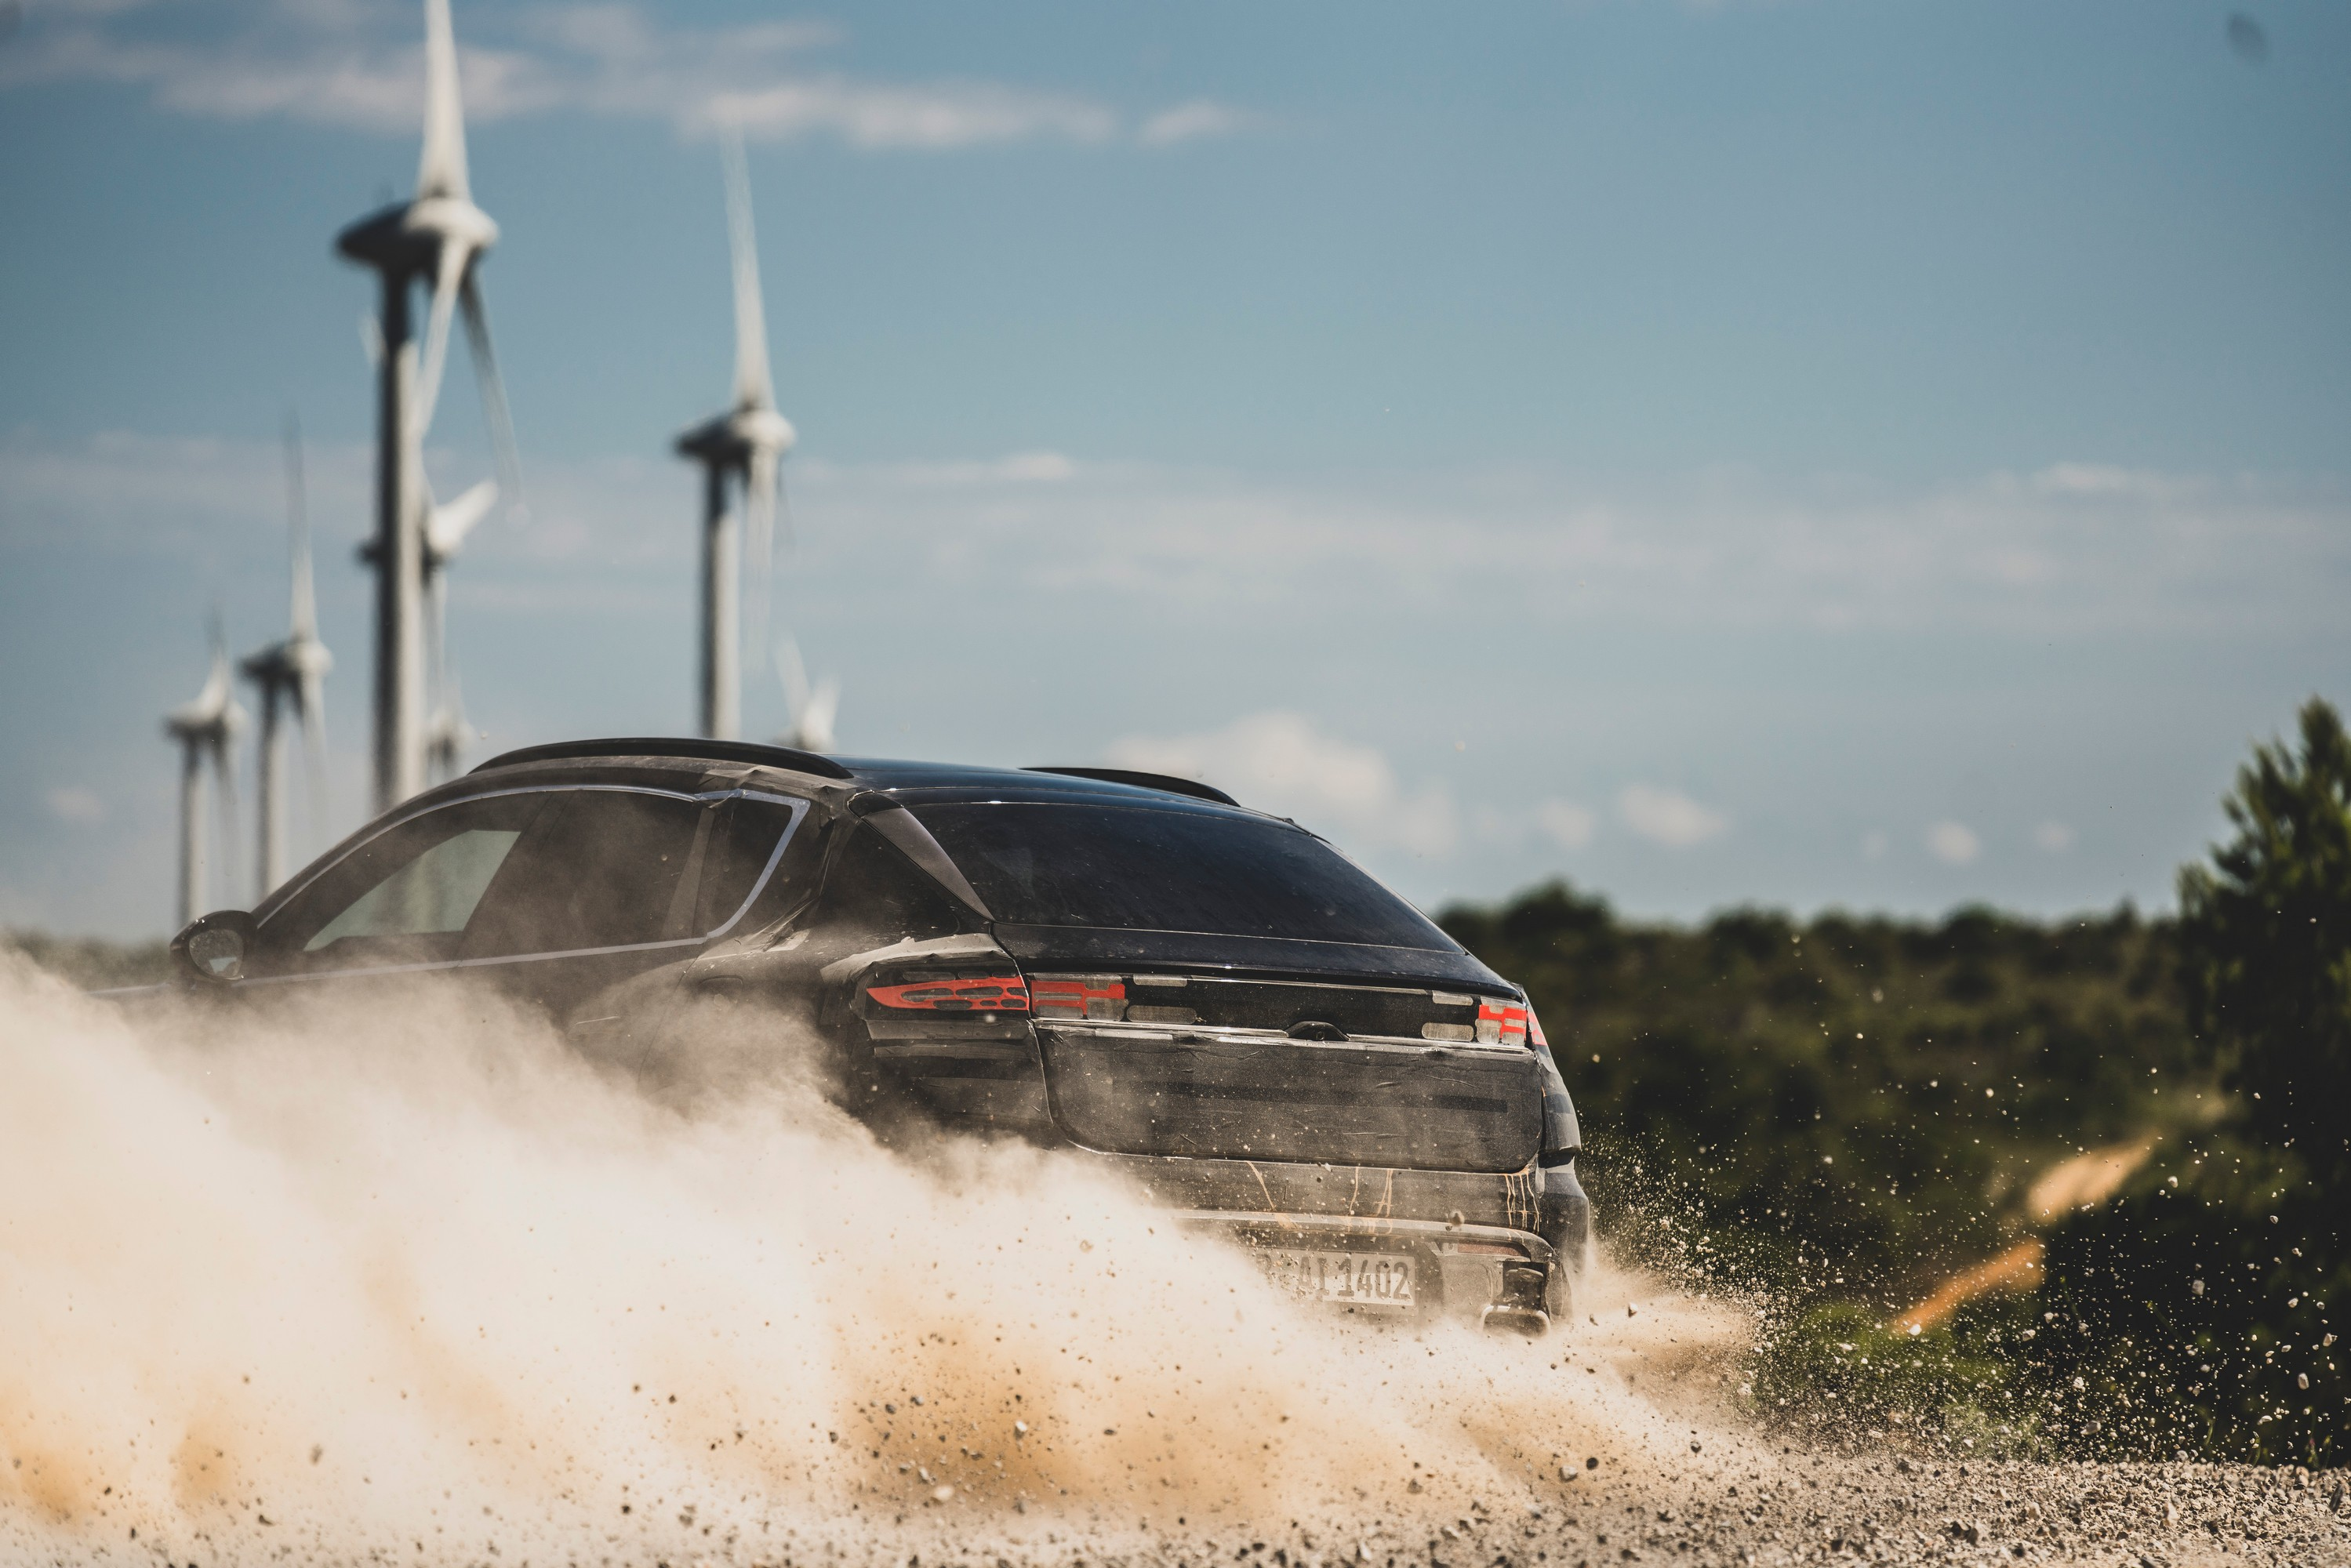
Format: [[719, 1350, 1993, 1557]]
[[1546, 1256, 1579, 1321]]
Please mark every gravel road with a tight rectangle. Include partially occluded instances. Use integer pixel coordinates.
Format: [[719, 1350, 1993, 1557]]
[[1351, 1457, 2349, 1568], [803, 1456, 2349, 1568]]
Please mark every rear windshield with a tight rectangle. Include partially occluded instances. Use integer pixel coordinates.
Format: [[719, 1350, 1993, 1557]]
[[910, 802, 1457, 950]]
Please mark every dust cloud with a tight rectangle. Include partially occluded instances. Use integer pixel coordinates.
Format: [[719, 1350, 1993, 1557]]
[[0, 952, 1768, 1566]]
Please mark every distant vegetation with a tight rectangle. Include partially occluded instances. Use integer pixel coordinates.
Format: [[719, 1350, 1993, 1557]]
[[1443, 698, 2347, 1467], [1, 930, 169, 990], [1439, 888, 2204, 1305]]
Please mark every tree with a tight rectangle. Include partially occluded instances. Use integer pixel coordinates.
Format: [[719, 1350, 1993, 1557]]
[[2178, 697, 2351, 1181], [2041, 697, 2351, 1465]]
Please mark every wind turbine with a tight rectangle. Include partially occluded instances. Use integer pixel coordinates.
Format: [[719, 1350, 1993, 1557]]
[[337, 0, 520, 812], [677, 129, 795, 742], [420, 478, 495, 781], [165, 623, 248, 927], [240, 418, 334, 897]]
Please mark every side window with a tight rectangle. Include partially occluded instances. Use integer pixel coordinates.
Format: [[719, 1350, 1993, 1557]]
[[818, 821, 972, 941], [260, 793, 547, 971], [464, 789, 707, 956], [694, 797, 815, 935], [307, 829, 518, 949]]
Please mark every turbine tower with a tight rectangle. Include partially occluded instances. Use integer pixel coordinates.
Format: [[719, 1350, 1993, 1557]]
[[677, 130, 795, 742], [337, 0, 519, 812], [165, 625, 247, 927], [240, 419, 334, 897]]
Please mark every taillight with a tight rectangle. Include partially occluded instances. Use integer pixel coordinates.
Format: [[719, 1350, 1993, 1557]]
[[864, 974, 1030, 1013], [1526, 1005, 1549, 1050], [1477, 998, 1529, 1047], [1031, 976, 1127, 1021]]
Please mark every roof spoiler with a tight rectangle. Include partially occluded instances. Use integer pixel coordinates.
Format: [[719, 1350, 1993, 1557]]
[[471, 736, 855, 780], [1023, 766, 1239, 807]]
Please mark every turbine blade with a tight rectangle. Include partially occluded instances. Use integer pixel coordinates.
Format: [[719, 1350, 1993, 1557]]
[[427, 673, 467, 779], [425, 562, 451, 699], [460, 272, 525, 521], [747, 445, 779, 575], [412, 240, 470, 441], [192, 615, 233, 720], [299, 671, 330, 848], [745, 446, 778, 683], [416, 0, 471, 201], [721, 127, 773, 413], [805, 675, 840, 753], [285, 412, 316, 638], [772, 630, 812, 715], [427, 478, 499, 560], [213, 731, 242, 897]]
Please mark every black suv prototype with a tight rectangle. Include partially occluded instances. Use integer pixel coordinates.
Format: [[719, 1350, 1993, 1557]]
[[170, 739, 1591, 1333]]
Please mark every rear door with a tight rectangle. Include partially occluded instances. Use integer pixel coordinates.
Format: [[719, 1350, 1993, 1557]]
[[458, 787, 710, 1016]]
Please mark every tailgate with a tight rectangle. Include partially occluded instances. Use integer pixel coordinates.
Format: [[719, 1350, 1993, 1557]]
[[1030, 970, 1543, 1172]]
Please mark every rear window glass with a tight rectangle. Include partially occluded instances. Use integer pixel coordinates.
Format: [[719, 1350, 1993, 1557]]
[[695, 797, 816, 934], [819, 822, 973, 941], [910, 803, 1456, 950]]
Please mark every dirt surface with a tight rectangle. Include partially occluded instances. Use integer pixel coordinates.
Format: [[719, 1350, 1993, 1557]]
[[1319, 1457, 2351, 1568], [558, 1454, 2351, 1568]]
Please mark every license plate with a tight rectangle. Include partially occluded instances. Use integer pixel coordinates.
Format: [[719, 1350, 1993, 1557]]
[[1257, 1247, 1416, 1309]]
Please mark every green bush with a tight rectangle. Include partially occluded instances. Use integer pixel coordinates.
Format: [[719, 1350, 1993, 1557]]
[[2040, 699, 2350, 1465]]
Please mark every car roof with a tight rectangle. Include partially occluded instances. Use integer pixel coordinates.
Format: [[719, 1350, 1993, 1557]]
[[470, 738, 1244, 811]]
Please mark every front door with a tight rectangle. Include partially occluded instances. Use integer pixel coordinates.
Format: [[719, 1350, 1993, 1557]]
[[245, 786, 724, 1020]]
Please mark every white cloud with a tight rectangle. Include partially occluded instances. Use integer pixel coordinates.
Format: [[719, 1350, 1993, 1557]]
[[1107, 712, 1458, 858], [699, 78, 1117, 150], [826, 451, 1081, 488], [1138, 100, 1259, 147], [0, 4, 1253, 151], [1535, 798, 1596, 851], [2033, 821, 2076, 853], [11, 433, 2346, 644], [45, 786, 106, 826], [2027, 463, 2181, 501], [1926, 820, 1981, 866], [1617, 784, 1726, 848]]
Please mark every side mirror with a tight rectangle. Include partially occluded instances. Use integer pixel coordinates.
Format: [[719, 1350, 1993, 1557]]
[[170, 909, 258, 985]]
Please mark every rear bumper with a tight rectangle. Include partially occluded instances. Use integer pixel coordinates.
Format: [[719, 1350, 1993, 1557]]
[[1170, 1206, 1555, 1328]]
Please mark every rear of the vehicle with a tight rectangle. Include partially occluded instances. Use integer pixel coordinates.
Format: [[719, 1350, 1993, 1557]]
[[834, 779, 1590, 1333]]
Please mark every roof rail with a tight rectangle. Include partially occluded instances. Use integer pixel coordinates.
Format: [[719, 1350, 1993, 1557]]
[[471, 737, 855, 780], [1023, 766, 1239, 807]]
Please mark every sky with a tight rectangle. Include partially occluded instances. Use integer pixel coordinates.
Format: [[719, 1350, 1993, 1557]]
[[1, 0, 2347, 939]]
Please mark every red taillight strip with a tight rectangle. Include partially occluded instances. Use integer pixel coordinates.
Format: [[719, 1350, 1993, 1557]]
[[865, 975, 1030, 1013], [1478, 998, 1530, 1046], [1526, 1006, 1549, 1050]]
